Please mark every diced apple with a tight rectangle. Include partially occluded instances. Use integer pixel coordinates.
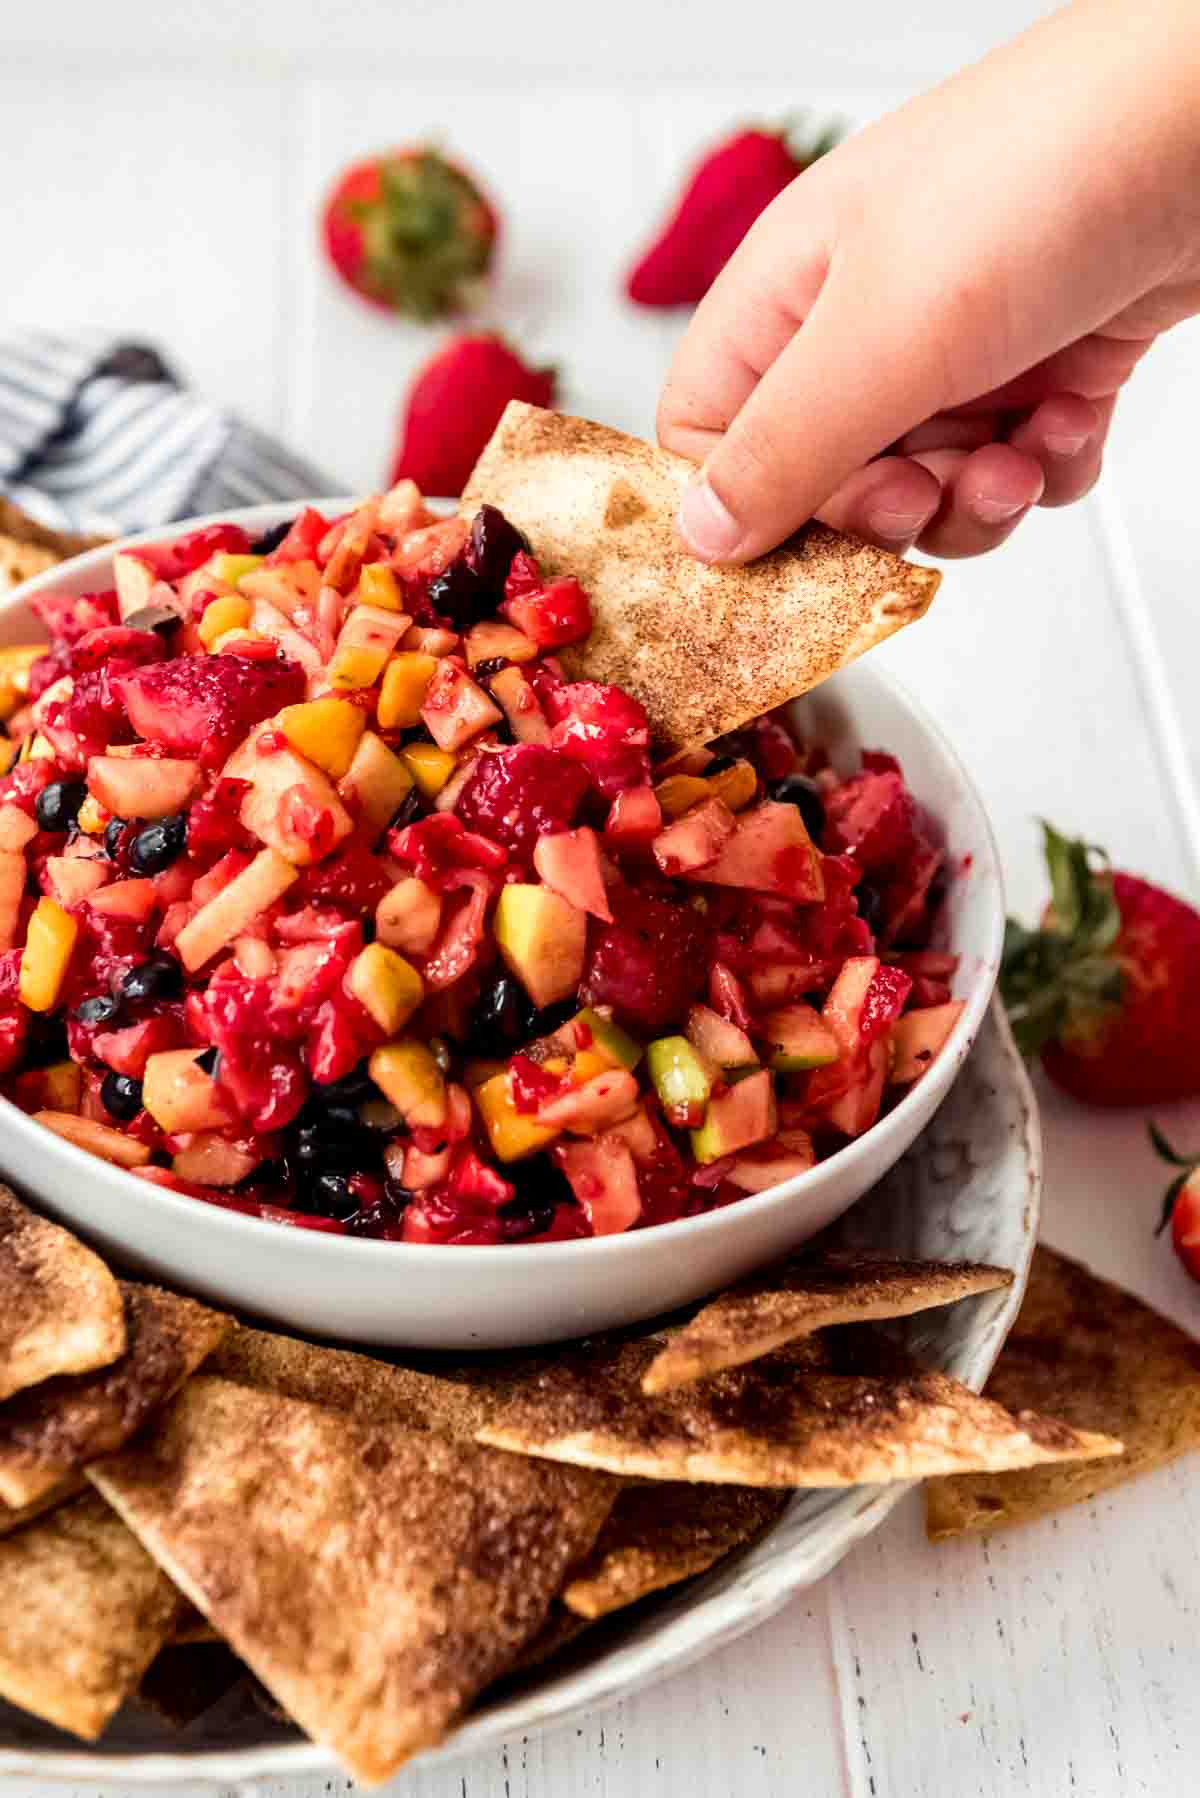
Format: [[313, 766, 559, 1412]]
[[566, 1007, 643, 1071], [604, 785, 662, 844], [494, 884, 587, 1009], [225, 732, 353, 866], [889, 1000, 965, 1084], [377, 653, 437, 729], [375, 876, 442, 955], [0, 806, 36, 851], [33, 1110, 152, 1168], [345, 943, 424, 1035], [473, 1071, 561, 1162], [686, 1003, 759, 1069], [533, 828, 613, 922], [327, 604, 411, 690], [758, 1003, 840, 1071], [87, 756, 201, 821], [143, 1048, 238, 1131], [823, 956, 881, 1055], [489, 665, 550, 744], [604, 1099, 660, 1162], [420, 659, 503, 751], [89, 878, 158, 922], [278, 697, 366, 778], [113, 551, 158, 622], [646, 1036, 718, 1127], [175, 848, 299, 971], [555, 1136, 642, 1235], [652, 797, 736, 876], [247, 598, 324, 673], [20, 898, 77, 1011], [337, 730, 414, 838], [400, 624, 460, 657], [537, 1068, 640, 1134], [241, 560, 323, 613], [680, 799, 825, 902], [43, 856, 109, 909], [172, 1133, 263, 1187], [368, 1039, 447, 1131], [726, 1136, 816, 1192], [464, 620, 538, 668], [828, 1039, 888, 1137], [691, 1068, 778, 1164], [745, 963, 824, 1008]]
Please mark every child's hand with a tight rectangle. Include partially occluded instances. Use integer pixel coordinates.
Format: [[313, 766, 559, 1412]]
[[659, 0, 1200, 563]]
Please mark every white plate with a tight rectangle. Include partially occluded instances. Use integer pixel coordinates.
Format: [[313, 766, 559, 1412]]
[[0, 998, 1039, 1788]]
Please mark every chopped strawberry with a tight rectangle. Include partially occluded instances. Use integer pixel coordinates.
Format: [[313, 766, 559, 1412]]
[[544, 680, 652, 800], [117, 654, 306, 767], [455, 744, 590, 857], [500, 577, 592, 648], [581, 884, 709, 1036]]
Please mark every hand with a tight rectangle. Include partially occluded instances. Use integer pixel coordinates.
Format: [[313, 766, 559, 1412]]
[[659, 0, 1200, 562]]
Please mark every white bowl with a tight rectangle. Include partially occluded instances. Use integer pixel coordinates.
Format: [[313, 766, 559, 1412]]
[[0, 504, 1004, 1348]]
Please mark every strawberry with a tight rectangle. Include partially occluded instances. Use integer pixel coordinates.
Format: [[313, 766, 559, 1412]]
[[626, 120, 840, 308], [1001, 822, 1200, 1106], [388, 333, 556, 498], [321, 147, 497, 319], [1150, 1125, 1200, 1281]]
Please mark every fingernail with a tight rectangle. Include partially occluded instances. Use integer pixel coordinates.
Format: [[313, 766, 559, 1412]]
[[970, 495, 1029, 524], [866, 504, 937, 542], [678, 478, 744, 562], [1042, 429, 1091, 456]]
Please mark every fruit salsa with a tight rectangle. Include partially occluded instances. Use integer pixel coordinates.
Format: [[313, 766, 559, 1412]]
[[0, 486, 963, 1244]]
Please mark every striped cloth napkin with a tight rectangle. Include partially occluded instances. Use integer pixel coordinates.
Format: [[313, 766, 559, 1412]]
[[0, 329, 337, 537]]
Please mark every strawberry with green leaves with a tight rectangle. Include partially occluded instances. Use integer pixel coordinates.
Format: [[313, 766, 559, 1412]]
[[322, 147, 497, 320], [1150, 1126, 1200, 1282], [1001, 823, 1200, 1106]]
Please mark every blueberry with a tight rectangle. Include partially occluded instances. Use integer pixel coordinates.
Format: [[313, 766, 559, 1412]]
[[473, 656, 511, 683], [497, 1194, 557, 1242], [74, 994, 120, 1026], [498, 1154, 572, 1242], [104, 817, 129, 861], [249, 518, 295, 556], [35, 779, 87, 834], [426, 559, 489, 629], [526, 998, 576, 1040], [101, 1071, 143, 1120], [195, 1045, 221, 1076], [291, 1120, 362, 1171], [388, 787, 423, 831], [23, 1013, 70, 1068], [129, 814, 187, 876], [120, 953, 182, 1005], [311, 1064, 375, 1107], [705, 754, 735, 777], [855, 881, 885, 935], [465, 505, 529, 590], [768, 773, 826, 841], [470, 972, 535, 1055], [309, 1171, 361, 1221]]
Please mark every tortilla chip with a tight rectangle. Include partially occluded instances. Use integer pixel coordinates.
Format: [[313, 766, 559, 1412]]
[[0, 536, 58, 592], [475, 1329, 1120, 1487], [91, 1376, 618, 1784], [563, 1481, 788, 1619], [0, 1473, 85, 1538], [0, 1186, 126, 1402], [168, 1600, 222, 1646], [0, 1282, 230, 1507], [0, 1489, 182, 1739], [136, 1641, 246, 1728], [506, 1601, 595, 1675], [643, 1255, 1012, 1394], [926, 1245, 1200, 1539], [462, 404, 940, 750]]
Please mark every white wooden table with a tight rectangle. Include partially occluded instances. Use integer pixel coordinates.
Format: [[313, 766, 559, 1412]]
[[3, 3, 1200, 1792]]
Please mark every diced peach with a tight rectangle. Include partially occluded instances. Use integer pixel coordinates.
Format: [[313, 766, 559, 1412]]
[[489, 665, 550, 744], [172, 1134, 263, 1187], [89, 878, 159, 923], [345, 943, 424, 1035], [652, 797, 736, 876], [420, 660, 502, 751], [377, 653, 437, 729], [143, 1048, 238, 1131], [533, 828, 613, 922], [87, 756, 201, 821], [0, 806, 36, 851], [43, 856, 110, 909], [33, 1111, 152, 1167], [464, 620, 538, 668], [175, 848, 299, 972], [376, 877, 442, 955]]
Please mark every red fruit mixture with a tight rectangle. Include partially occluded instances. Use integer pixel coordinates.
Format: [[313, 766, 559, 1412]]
[[0, 483, 960, 1244]]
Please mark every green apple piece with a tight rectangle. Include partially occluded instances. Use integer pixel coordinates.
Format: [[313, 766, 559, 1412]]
[[212, 552, 264, 587], [647, 1035, 717, 1125], [494, 884, 587, 1009], [573, 1007, 643, 1071], [691, 1068, 778, 1164], [758, 1002, 840, 1071]]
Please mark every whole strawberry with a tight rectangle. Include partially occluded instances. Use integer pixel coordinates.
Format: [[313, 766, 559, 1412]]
[[1150, 1126, 1200, 1282], [626, 120, 840, 308], [322, 147, 497, 320], [1001, 822, 1200, 1106], [389, 334, 556, 497]]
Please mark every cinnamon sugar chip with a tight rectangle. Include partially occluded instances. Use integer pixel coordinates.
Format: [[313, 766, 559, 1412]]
[[462, 403, 940, 750], [91, 1377, 617, 1785], [0, 1186, 125, 1402], [474, 1329, 1120, 1487], [642, 1255, 1012, 1394], [925, 1246, 1200, 1539], [0, 1283, 230, 1507]]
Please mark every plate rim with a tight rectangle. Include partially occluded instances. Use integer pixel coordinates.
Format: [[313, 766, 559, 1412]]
[[0, 999, 1040, 1787]]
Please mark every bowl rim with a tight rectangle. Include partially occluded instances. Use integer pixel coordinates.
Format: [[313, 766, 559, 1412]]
[[0, 501, 1005, 1266]]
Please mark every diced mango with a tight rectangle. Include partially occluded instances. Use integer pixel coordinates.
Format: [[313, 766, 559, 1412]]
[[198, 593, 252, 648], [400, 742, 457, 798], [346, 943, 424, 1035], [356, 563, 405, 612], [211, 552, 263, 587], [377, 653, 438, 729], [20, 898, 78, 1012], [278, 697, 367, 779], [494, 884, 587, 1009], [339, 731, 414, 836], [655, 774, 712, 820], [77, 795, 109, 836], [328, 604, 410, 690], [368, 1040, 447, 1130], [473, 1072, 561, 1162], [706, 759, 758, 812], [0, 738, 17, 775]]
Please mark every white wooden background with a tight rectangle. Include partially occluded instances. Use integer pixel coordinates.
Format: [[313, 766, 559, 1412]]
[[3, 2, 1200, 1792]]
